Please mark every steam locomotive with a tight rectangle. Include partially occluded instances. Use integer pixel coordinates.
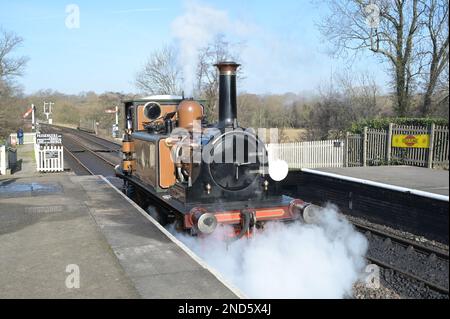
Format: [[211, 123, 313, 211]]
[[116, 62, 315, 240]]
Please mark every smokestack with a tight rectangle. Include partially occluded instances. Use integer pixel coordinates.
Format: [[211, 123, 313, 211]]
[[215, 61, 240, 128]]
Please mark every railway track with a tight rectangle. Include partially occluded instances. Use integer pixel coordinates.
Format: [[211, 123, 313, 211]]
[[63, 143, 95, 175], [69, 127, 121, 151], [41, 124, 120, 177], [354, 221, 449, 296]]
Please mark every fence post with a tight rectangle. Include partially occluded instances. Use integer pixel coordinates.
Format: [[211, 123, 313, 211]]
[[344, 132, 349, 167], [0, 145, 6, 175], [386, 123, 393, 164], [362, 126, 368, 167], [428, 123, 435, 169]]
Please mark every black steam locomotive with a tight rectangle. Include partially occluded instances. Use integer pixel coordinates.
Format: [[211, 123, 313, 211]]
[[116, 62, 313, 239]]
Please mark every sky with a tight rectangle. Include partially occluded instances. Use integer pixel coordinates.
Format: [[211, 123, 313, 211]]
[[0, 0, 389, 96]]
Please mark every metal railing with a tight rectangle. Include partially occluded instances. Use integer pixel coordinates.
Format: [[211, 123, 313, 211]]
[[346, 124, 449, 168]]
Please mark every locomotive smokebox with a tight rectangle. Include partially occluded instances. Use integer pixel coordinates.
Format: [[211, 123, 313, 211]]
[[215, 61, 240, 128]]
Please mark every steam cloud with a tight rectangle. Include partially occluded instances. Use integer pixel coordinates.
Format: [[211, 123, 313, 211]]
[[171, 204, 368, 298], [171, 1, 229, 97], [171, 1, 252, 97]]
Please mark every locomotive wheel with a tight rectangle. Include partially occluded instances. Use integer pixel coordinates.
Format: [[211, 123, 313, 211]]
[[124, 182, 136, 200]]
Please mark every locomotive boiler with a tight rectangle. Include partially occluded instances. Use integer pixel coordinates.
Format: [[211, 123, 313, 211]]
[[116, 62, 315, 239]]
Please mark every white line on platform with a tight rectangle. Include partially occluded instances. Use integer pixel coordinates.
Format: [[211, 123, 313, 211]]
[[301, 168, 449, 202], [101, 176, 247, 299]]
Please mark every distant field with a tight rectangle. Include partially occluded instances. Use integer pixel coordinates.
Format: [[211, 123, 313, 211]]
[[282, 129, 307, 142], [255, 128, 307, 143]]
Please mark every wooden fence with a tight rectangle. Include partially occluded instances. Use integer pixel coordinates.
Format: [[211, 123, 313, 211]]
[[267, 140, 344, 169], [34, 144, 64, 172], [346, 124, 449, 169]]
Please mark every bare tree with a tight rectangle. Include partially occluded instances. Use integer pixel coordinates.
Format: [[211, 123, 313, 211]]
[[337, 70, 381, 118], [0, 30, 28, 80], [306, 70, 381, 139], [135, 45, 183, 95], [420, 0, 449, 115], [0, 29, 28, 95], [319, 0, 425, 116], [196, 34, 243, 122], [0, 29, 28, 140], [433, 61, 449, 117], [135, 35, 243, 122]]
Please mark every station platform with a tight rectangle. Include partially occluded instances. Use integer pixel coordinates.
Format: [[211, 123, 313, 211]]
[[281, 166, 449, 244], [305, 166, 449, 198], [0, 174, 240, 298]]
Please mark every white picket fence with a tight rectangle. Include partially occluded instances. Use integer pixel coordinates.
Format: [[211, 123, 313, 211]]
[[267, 140, 344, 169], [0, 145, 7, 175], [34, 144, 64, 172]]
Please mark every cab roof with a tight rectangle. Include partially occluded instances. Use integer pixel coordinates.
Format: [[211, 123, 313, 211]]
[[124, 95, 184, 104]]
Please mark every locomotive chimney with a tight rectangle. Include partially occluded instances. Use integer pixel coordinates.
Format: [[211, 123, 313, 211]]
[[215, 61, 240, 128]]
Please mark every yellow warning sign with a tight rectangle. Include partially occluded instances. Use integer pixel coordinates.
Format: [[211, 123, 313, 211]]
[[392, 134, 430, 148]]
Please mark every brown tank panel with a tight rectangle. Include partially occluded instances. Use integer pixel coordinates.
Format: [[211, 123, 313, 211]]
[[137, 105, 146, 131], [136, 104, 178, 131], [159, 139, 176, 189], [177, 100, 203, 131], [123, 160, 136, 172], [122, 141, 135, 153], [161, 105, 177, 117]]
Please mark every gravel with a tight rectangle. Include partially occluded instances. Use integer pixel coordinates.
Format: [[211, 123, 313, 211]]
[[353, 267, 448, 299], [347, 215, 449, 299], [346, 215, 449, 252]]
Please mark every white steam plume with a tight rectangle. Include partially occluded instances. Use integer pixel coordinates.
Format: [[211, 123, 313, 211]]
[[171, 1, 228, 97], [171, 1, 252, 97], [170, 204, 368, 299]]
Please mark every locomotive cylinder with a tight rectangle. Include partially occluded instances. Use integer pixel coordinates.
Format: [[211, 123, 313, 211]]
[[215, 62, 240, 128]]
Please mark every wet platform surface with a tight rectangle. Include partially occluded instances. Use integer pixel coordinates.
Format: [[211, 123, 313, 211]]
[[0, 175, 239, 299], [307, 166, 449, 197]]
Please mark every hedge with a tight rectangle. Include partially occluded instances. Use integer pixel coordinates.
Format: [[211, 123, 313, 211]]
[[349, 118, 449, 134]]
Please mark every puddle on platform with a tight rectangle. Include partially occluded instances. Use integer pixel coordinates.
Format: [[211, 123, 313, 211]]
[[0, 182, 63, 198]]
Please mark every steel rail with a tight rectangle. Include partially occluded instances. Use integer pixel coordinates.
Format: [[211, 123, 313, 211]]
[[367, 256, 449, 295], [353, 221, 449, 261], [63, 133, 118, 167], [44, 124, 121, 150], [68, 128, 121, 151], [354, 221, 449, 295], [41, 124, 118, 167], [62, 145, 95, 175]]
